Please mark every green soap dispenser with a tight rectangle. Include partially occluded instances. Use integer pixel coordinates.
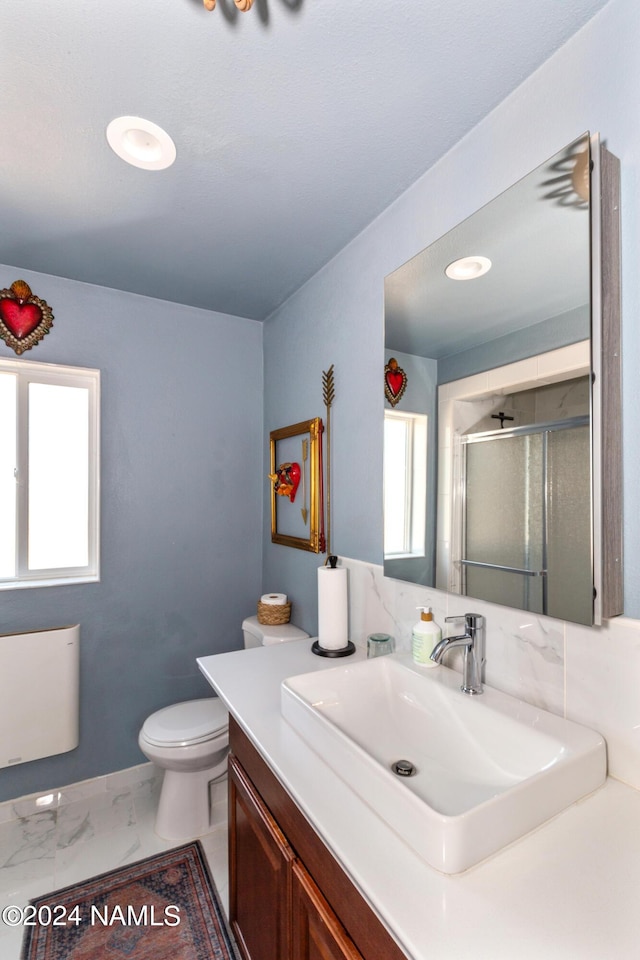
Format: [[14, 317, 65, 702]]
[[411, 606, 441, 667]]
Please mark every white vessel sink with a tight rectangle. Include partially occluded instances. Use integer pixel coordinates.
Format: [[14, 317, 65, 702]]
[[281, 653, 606, 874]]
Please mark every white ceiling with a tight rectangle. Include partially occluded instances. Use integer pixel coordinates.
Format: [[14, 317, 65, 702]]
[[2, 0, 610, 321]]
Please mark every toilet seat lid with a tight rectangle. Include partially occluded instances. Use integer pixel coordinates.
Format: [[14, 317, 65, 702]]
[[142, 698, 228, 747]]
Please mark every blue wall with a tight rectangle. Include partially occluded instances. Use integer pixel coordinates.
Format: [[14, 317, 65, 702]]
[[263, 0, 640, 628], [262, 239, 385, 638], [0, 266, 263, 802], [438, 305, 590, 384]]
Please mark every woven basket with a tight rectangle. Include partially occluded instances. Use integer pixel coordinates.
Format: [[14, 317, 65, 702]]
[[257, 600, 291, 625]]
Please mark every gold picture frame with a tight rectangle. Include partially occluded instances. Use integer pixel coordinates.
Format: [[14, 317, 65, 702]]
[[270, 417, 325, 553]]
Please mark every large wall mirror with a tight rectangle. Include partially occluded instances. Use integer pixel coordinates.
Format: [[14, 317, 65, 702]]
[[383, 133, 621, 626]]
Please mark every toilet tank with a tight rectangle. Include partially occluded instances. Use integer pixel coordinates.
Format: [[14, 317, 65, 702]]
[[242, 615, 309, 648]]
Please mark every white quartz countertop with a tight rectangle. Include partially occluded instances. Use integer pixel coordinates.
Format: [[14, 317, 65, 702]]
[[198, 640, 640, 960]]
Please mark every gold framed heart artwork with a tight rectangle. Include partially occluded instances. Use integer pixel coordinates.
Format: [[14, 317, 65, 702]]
[[269, 417, 325, 553]]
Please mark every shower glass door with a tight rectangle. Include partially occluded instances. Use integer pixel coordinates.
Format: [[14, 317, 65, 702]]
[[462, 418, 591, 623]]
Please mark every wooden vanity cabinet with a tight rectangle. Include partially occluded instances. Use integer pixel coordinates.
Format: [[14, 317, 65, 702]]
[[229, 755, 294, 960], [228, 716, 407, 960]]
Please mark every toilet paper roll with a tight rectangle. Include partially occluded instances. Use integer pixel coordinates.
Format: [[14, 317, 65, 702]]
[[317, 564, 349, 650], [260, 593, 288, 605]]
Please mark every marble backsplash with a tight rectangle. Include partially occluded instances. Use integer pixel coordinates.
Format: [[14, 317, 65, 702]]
[[342, 557, 640, 792]]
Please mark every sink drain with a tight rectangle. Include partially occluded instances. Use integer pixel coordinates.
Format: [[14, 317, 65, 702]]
[[392, 759, 416, 777]]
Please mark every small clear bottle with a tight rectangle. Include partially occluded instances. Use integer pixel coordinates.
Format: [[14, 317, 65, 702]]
[[411, 607, 441, 667]]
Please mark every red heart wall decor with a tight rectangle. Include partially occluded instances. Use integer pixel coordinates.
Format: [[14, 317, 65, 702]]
[[0, 280, 54, 355], [384, 357, 407, 407], [269, 462, 302, 503]]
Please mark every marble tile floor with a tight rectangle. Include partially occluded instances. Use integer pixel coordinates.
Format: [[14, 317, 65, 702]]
[[0, 763, 229, 960]]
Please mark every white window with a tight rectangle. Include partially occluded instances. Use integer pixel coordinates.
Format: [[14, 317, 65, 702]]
[[0, 357, 100, 589], [384, 410, 427, 558]]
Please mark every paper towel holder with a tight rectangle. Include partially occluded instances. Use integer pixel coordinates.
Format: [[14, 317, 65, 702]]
[[311, 638, 356, 658], [312, 555, 356, 657]]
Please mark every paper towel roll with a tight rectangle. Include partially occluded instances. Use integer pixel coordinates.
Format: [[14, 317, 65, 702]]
[[317, 564, 349, 650], [260, 593, 288, 605]]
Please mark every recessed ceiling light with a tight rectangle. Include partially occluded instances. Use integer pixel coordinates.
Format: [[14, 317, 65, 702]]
[[106, 116, 176, 171], [35, 793, 57, 807], [445, 256, 492, 281]]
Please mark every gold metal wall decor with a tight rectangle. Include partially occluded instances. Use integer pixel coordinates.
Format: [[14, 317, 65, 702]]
[[202, 0, 254, 11], [322, 364, 335, 558], [270, 417, 325, 553], [0, 280, 54, 355]]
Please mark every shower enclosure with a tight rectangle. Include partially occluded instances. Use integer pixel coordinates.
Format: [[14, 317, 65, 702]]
[[459, 416, 592, 624]]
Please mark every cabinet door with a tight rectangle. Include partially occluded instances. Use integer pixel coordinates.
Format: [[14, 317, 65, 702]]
[[292, 860, 364, 960], [229, 755, 295, 960]]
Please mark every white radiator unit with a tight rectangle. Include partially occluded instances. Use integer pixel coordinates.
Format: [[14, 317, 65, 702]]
[[0, 625, 80, 769]]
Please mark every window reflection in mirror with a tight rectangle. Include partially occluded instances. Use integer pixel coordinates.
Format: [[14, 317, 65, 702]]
[[384, 409, 428, 565]]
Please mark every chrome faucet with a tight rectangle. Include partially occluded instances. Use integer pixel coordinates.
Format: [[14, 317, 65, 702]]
[[429, 613, 485, 695]]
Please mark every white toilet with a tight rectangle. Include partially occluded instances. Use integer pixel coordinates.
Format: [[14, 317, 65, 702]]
[[138, 615, 309, 840]]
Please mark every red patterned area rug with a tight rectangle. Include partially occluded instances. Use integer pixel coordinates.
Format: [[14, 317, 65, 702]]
[[21, 841, 239, 960]]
